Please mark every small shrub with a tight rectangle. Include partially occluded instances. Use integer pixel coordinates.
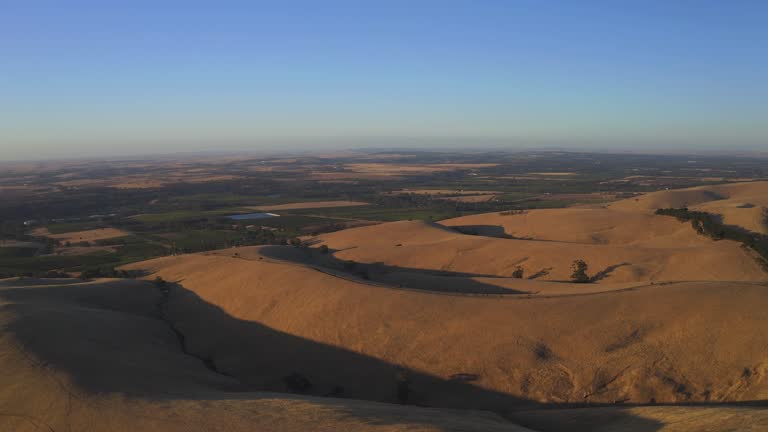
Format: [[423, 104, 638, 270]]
[[511, 266, 524, 279], [534, 342, 553, 360], [570, 259, 590, 283]]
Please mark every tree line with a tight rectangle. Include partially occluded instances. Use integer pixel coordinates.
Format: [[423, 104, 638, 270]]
[[656, 207, 768, 269]]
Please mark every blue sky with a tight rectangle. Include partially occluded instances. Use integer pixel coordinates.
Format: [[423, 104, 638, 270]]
[[1, 0, 766, 159]]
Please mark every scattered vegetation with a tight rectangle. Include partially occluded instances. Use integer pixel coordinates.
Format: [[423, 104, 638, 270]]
[[500, 209, 527, 216]]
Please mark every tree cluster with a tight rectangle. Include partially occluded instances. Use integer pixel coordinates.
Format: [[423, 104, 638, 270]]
[[656, 207, 768, 267]]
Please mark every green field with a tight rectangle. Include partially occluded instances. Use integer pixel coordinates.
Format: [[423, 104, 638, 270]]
[[0, 247, 39, 259], [132, 208, 248, 223], [0, 250, 120, 275]]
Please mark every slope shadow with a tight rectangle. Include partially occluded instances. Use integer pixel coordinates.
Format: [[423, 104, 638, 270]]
[[527, 267, 552, 280], [0, 279, 668, 431], [439, 224, 588, 244], [590, 263, 631, 282], [258, 245, 526, 294], [449, 225, 515, 239]]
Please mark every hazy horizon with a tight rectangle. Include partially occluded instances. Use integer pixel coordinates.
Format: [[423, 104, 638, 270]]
[[2, 1, 767, 160]]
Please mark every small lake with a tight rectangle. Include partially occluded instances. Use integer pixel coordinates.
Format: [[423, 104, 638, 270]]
[[227, 212, 280, 220]]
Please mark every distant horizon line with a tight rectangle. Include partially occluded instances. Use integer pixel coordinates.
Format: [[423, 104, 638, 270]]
[[3, 145, 768, 164]]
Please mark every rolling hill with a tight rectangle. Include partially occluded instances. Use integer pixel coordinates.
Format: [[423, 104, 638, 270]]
[[4, 181, 768, 431]]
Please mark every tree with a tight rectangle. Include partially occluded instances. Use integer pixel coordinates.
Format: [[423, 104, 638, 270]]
[[511, 266, 524, 279], [570, 259, 590, 283]]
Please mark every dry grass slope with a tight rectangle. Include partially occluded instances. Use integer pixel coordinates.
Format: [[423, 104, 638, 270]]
[[610, 181, 768, 234], [0, 277, 532, 432], [312, 219, 765, 283], [125, 249, 768, 408]]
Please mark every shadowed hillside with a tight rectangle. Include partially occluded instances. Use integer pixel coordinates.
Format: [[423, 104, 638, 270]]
[[0, 277, 537, 432], [124, 249, 768, 407], [8, 276, 767, 431]]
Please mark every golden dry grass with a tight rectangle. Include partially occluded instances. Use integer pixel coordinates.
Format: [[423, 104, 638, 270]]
[[511, 405, 768, 432], [312, 219, 765, 283], [124, 248, 768, 408], [55, 245, 118, 256], [0, 277, 531, 432], [32, 227, 129, 244], [610, 180, 768, 234], [441, 208, 704, 246]]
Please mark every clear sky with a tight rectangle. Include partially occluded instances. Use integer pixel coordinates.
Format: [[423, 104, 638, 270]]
[[1, 0, 766, 159]]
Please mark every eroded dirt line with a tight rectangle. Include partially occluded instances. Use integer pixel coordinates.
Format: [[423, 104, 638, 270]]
[[153, 282, 238, 381]]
